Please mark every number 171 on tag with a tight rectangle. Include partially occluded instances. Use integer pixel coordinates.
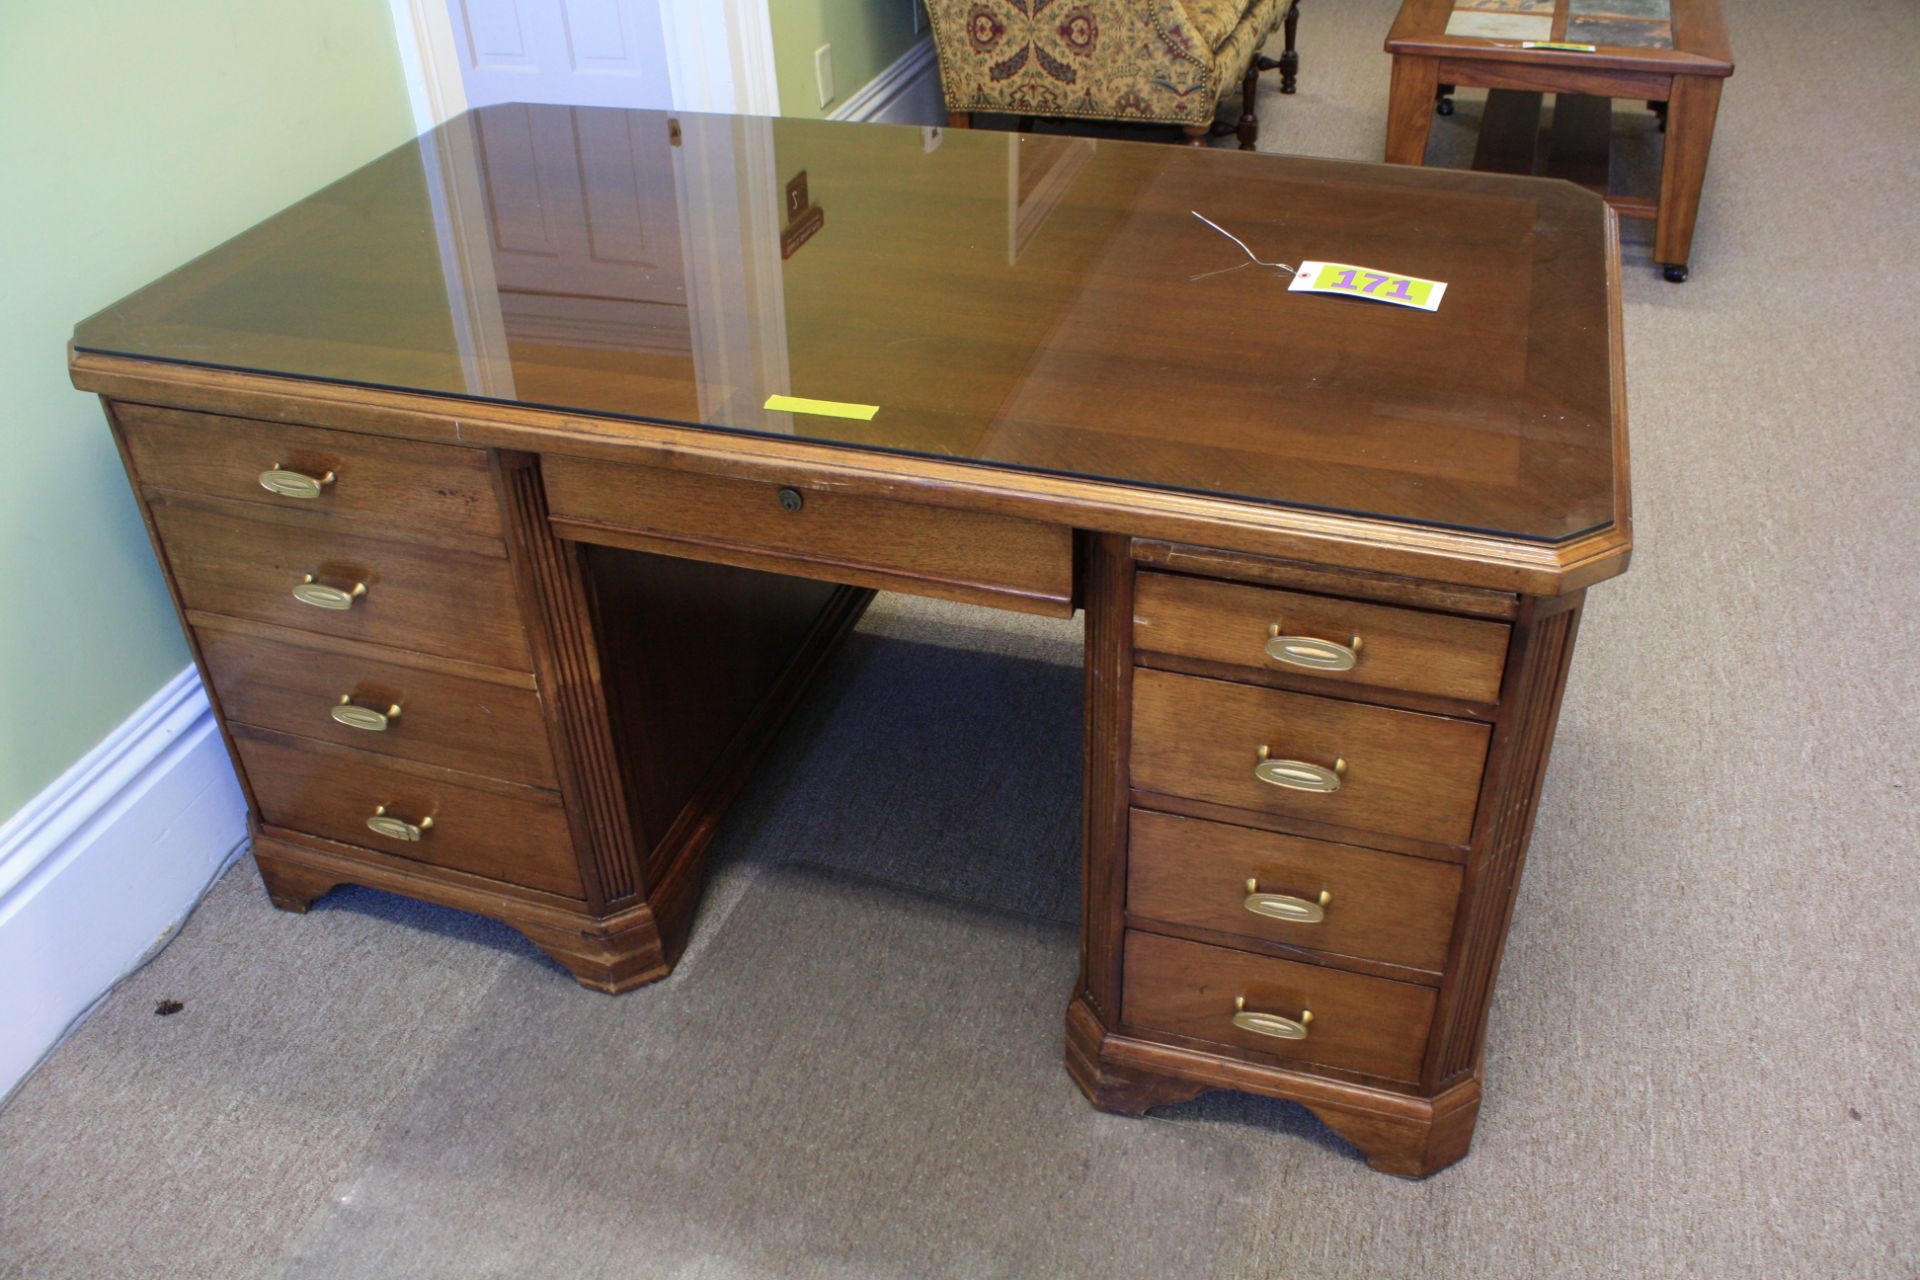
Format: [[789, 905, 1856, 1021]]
[[1288, 260, 1446, 312]]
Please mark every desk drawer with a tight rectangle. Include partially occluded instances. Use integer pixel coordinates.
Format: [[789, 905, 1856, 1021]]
[[1133, 572, 1509, 707], [233, 727, 581, 898], [1130, 670, 1489, 848], [117, 403, 504, 555], [542, 456, 1074, 617], [1122, 931, 1435, 1082], [150, 493, 531, 671], [1127, 810, 1460, 973], [198, 621, 556, 788]]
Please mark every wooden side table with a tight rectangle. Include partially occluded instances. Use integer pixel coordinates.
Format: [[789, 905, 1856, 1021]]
[[1384, 0, 1732, 280]]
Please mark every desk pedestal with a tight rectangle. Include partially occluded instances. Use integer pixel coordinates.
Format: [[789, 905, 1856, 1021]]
[[1072, 537, 1582, 1176]]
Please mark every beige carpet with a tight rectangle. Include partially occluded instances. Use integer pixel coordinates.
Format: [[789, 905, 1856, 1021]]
[[3, 1, 1916, 1275]]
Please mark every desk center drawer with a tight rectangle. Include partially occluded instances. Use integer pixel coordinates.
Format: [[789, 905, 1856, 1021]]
[[542, 456, 1073, 617], [1130, 669, 1490, 848]]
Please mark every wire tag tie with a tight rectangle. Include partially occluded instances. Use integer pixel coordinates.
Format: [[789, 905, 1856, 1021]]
[[1190, 211, 1296, 281]]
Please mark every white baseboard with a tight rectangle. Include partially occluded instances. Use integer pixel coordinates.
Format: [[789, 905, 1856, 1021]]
[[0, 667, 248, 1100], [829, 36, 943, 125]]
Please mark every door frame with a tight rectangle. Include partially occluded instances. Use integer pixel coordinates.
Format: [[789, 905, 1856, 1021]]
[[386, 0, 781, 130]]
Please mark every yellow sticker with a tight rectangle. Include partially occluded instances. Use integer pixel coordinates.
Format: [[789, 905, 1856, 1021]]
[[764, 394, 879, 421], [1522, 40, 1598, 51]]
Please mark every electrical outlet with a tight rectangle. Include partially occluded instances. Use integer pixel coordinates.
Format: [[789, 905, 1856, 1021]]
[[814, 44, 835, 109]]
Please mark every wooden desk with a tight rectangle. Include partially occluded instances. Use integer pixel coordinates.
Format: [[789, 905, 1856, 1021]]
[[1384, 0, 1733, 281], [71, 105, 1631, 1177]]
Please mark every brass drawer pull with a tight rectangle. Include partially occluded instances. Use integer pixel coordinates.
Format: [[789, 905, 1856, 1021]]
[[293, 574, 367, 611], [1266, 624, 1361, 672], [1244, 879, 1330, 924], [366, 805, 432, 843], [1233, 995, 1312, 1041], [258, 464, 335, 499], [331, 695, 401, 732], [1255, 745, 1346, 793]]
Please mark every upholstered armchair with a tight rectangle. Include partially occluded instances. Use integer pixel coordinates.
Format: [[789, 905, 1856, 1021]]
[[927, 0, 1301, 150]]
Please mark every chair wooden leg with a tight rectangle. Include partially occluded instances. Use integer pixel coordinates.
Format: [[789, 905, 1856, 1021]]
[[1237, 63, 1260, 150], [947, 112, 972, 129], [1181, 124, 1209, 147], [1280, 0, 1301, 94]]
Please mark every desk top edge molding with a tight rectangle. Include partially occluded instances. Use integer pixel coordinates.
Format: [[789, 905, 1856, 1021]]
[[69, 346, 1632, 599]]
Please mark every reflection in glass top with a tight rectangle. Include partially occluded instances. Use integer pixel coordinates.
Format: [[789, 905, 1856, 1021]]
[[75, 104, 1619, 542]]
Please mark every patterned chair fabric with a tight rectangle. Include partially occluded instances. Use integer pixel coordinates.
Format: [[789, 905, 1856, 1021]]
[[928, 0, 1285, 127]]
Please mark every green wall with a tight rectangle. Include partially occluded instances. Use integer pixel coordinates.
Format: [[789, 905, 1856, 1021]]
[[770, 0, 924, 117], [0, 4, 417, 820]]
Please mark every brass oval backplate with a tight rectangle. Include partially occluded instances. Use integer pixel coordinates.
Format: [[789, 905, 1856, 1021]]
[[1254, 757, 1343, 793], [293, 576, 365, 611], [258, 466, 333, 499], [330, 699, 394, 732], [366, 805, 431, 842], [1243, 888, 1327, 924], [1264, 633, 1358, 671], [1232, 997, 1311, 1040]]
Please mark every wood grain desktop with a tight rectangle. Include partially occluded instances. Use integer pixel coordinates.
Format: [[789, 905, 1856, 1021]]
[[71, 104, 1631, 1178]]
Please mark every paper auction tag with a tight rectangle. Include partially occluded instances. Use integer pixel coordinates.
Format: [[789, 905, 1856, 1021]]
[[1288, 261, 1447, 312]]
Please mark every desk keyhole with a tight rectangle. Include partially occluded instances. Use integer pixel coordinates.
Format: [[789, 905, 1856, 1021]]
[[777, 486, 804, 513]]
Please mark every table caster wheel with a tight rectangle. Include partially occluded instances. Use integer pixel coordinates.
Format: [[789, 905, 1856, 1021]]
[[1662, 263, 1689, 283], [1436, 96, 1455, 116]]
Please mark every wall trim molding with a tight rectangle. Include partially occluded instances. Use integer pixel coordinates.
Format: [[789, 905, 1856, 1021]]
[[387, 0, 469, 131], [829, 37, 939, 123], [721, 0, 782, 116], [0, 667, 248, 1100]]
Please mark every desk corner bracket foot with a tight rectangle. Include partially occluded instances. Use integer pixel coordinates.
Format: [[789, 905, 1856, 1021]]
[[516, 909, 673, 994], [256, 845, 337, 915], [1300, 1077, 1482, 1178], [1065, 996, 1211, 1116]]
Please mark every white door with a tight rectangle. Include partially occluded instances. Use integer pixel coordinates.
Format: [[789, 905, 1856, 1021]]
[[449, 0, 673, 108]]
